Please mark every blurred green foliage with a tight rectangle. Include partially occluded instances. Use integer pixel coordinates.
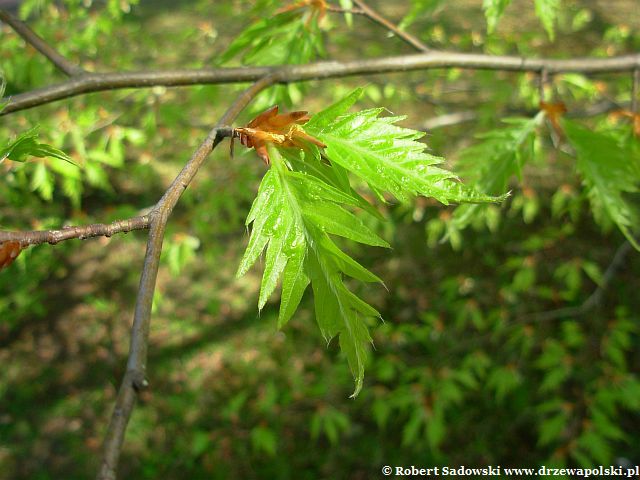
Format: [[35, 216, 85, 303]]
[[1, 1, 639, 479]]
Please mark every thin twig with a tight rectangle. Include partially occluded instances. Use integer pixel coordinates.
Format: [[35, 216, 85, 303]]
[[326, 5, 365, 15], [0, 9, 85, 76], [2, 52, 639, 115], [95, 79, 274, 480], [0, 215, 151, 246], [351, 0, 430, 52]]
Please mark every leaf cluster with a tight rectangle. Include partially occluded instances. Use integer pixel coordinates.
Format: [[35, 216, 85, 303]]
[[237, 89, 502, 395], [443, 114, 542, 247], [219, 3, 326, 106], [564, 120, 640, 250]]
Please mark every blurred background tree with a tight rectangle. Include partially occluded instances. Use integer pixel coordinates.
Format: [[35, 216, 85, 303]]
[[1, 0, 639, 478]]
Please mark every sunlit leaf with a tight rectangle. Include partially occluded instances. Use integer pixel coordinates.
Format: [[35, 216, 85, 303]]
[[237, 145, 384, 396], [306, 88, 506, 205]]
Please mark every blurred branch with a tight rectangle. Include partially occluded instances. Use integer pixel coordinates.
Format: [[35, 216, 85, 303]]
[[95, 78, 275, 480], [419, 99, 625, 131], [437, 240, 634, 361], [2, 52, 639, 115], [520, 240, 633, 323], [0, 9, 85, 76], [326, 5, 365, 15], [422, 111, 477, 130], [0, 215, 151, 246], [350, 0, 430, 52]]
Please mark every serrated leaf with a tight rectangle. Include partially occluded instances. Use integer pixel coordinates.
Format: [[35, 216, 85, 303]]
[[483, 0, 512, 34], [283, 148, 384, 221], [259, 216, 297, 309], [238, 145, 383, 395], [278, 243, 309, 328], [237, 169, 280, 277], [317, 234, 381, 283], [447, 113, 544, 238], [1, 126, 76, 166], [287, 171, 361, 207], [306, 89, 505, 206], [308, 249, 375, 398], [302, 201, 389, 247], [305, 88, 363, 131], [534, 0, 560, 40], [564, 120, 640, 250]]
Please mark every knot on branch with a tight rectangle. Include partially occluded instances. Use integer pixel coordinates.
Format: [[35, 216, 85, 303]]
[[130, 370, 149, 393]]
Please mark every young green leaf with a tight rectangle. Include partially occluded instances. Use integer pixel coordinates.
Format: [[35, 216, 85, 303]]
[[278, 241, 309, 328], [307, 247, 376, 398], [306, 88, 506, 205], [564, 120, 640, 250], [238, 145, 384, 396]]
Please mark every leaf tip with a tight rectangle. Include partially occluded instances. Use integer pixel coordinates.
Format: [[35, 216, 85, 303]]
[[349, 376, 364, 398]]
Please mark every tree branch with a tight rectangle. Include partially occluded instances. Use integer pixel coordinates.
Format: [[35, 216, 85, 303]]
[[95, 79, 274, 480], [2, 52, 639, 115], [519, 240, 633, 323], [0, 9, 85, 76], [0, 215, 151, 246], [351, 0, 430, 52]]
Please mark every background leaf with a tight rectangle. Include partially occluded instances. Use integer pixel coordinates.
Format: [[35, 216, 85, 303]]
[[534, 0, 560, 40], [483, 0, 513, 34], [565, 120, 640, 250]]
